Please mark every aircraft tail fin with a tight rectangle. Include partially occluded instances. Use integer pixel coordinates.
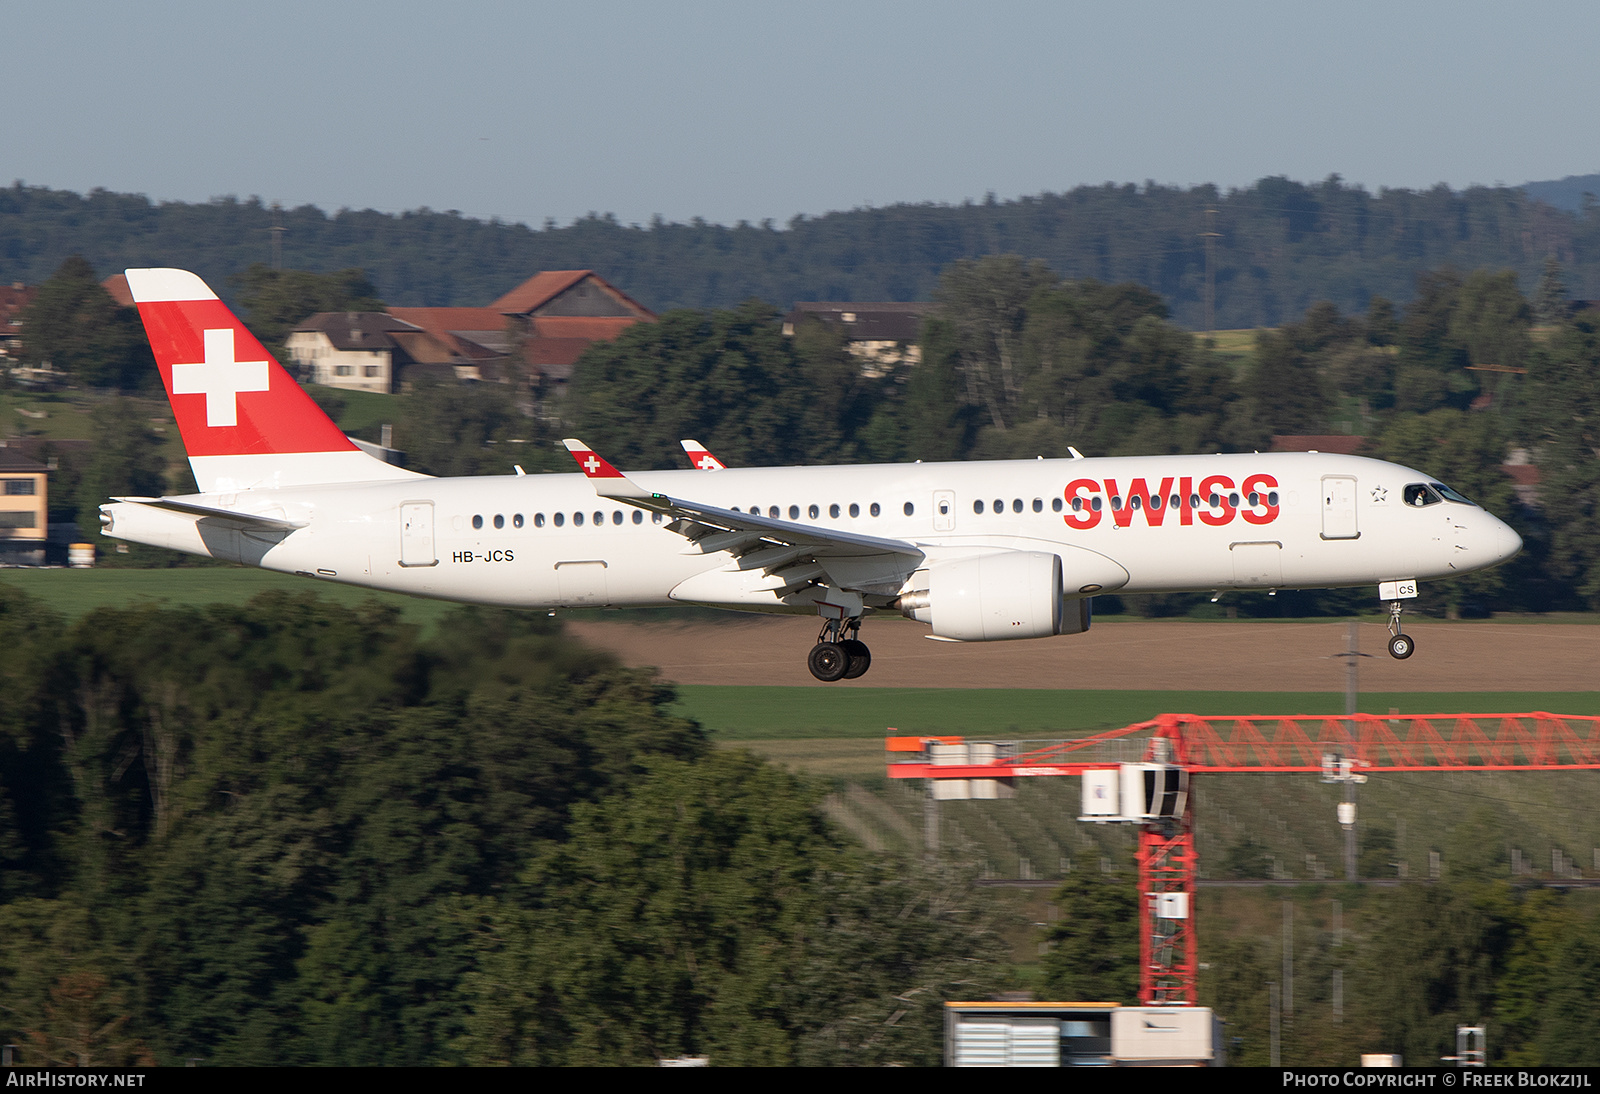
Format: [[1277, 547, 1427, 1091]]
[[125, 268, 423, 493]]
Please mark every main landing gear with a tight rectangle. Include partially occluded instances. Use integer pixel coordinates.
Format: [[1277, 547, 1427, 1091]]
[[1386, 599, 1414, 660], [809, 616, 872, 681]]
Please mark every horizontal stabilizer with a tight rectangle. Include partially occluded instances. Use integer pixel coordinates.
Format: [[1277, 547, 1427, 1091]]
[[112, 497, 306, 532]]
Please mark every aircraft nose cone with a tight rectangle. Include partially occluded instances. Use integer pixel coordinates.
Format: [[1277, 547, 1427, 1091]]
[[1491, 517, 1522, 564]]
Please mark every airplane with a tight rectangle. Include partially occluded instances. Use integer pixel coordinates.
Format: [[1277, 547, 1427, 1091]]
[[100, 268, 1523, 682]]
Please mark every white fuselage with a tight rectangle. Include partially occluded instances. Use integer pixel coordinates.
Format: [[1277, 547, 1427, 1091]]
[[102, 452, 1522, 617]]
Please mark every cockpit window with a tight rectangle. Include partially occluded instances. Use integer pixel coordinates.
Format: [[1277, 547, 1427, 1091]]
[[1403, 483, 1442, 507], [1430, 481, 1475, 505]]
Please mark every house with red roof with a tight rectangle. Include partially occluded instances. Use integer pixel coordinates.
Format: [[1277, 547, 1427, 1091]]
[[0, 283, 38, 362], [287, 271, 653, 394], [490, 270, 654, 384]]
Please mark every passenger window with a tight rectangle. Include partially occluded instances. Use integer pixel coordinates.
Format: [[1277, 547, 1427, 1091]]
[[1228, 493, 1240, 508], [1032, 498, 1043, 513], [789, 505, 800, 519], [513, 513, 524, 529], [1130, 496, 1142, 510], [493, 514, 504, 529], [533, 513, 545, 528], [1268, 491, 1280, 506], [974, 500, 985, 514], [554, 512, 565, 527], [1170, 495, 1181, 510], [1052, 497, 1063, 513], [573, 512, 584, 526], [472, 514, 484, 530], [769, 506, 779, 518], [1110, 496, 1123, 511], [593, 511, 603, 526], [1091, 497, 1102, 511], [1071, 498, 1083, 512], [1208, 493, 1220, 507], [1190, 494, 1201, 508], [870, 502, 880, 517], [1248, 492, 1259, 506], [904, 502, 915, 516], [1012, 498, 1023, 513], [613, 511, 623, 525], [993, 498, 1003, 513], [809, 504, 819, 519], [652, 512, 664, 524], [633, 510, 644, 524], [849, 503, 859, 518], [829, 503, 840, 518]]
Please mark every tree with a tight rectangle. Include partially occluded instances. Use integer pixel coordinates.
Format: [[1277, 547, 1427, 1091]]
[[1526, 314, 1600, 607], [932, 255, 1057, 432], [1534, 257, 1569, 327], [17, 256, 154, 390], [455, 751, 1008, 1067], [396, 378, 529, 477], [1451, 271, 1532, 414], [1395, 269, 1471, 412], [1355, 884, 1499, 1066], [72, 399, 168, 536], [568, 301, 856, 469], [231, 265, 384, 356], [1366, 409, 1518, 614], [1039, 870, 1139, 1003]]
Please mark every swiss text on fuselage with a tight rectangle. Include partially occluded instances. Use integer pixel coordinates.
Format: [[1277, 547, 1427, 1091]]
[[1063, 473, 1280, 529]]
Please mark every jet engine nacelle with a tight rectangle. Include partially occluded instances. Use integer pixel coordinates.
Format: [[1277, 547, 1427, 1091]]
[[900, 551, 1089, 641]]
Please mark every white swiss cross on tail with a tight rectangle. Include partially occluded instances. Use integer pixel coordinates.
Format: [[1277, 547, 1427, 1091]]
[[172, 328, 270, 427]]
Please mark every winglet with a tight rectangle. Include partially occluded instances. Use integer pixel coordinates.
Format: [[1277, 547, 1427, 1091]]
[[562, 439, 653, 499], [680, 439, 727, 471]]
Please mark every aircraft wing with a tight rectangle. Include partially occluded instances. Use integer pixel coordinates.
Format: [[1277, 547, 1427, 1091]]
[[562, 440, 923, 597], [112, 496, 307, 532]]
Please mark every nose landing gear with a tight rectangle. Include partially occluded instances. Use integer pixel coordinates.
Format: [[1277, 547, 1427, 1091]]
[[1386, 599, 1414, 659], [809, 616, 871, 681]]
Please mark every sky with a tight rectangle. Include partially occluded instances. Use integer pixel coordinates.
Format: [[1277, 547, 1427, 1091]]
[[11, 1, 1600, 229]]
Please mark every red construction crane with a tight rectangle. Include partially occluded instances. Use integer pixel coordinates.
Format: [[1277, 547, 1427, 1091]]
[[886, 712, 1600, 1007]]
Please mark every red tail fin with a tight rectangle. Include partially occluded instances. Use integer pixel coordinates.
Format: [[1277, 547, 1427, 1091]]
[[126, 269, 420, 491]]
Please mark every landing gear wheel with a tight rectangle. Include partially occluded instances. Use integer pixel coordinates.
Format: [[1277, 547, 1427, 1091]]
[[1388, 633, 1415, 660], [808, 641, 849, 681], [840, 639, 872, 679]]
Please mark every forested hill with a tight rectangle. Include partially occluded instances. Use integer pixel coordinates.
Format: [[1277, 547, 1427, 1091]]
[[3, 176, 1598, 328]]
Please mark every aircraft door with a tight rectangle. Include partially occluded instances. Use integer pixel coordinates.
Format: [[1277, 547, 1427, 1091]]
[[400, 502, 437, 566], [1320, 476, 1359, 540], [933, 490, 956, 532], [556, 560, 610, 606], [1230, 541, 1284, 587]]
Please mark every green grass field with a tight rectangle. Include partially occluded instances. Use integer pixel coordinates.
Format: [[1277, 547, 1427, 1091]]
[[0, 566, 462, 631], [1202, 328, 1263, 357], [677, 685, 1600, 740]]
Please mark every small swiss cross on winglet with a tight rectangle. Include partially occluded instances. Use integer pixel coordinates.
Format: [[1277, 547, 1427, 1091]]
[[679, 439, 727, 471], [562, 439, 653, 499], [563, 438, 627, 478]]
